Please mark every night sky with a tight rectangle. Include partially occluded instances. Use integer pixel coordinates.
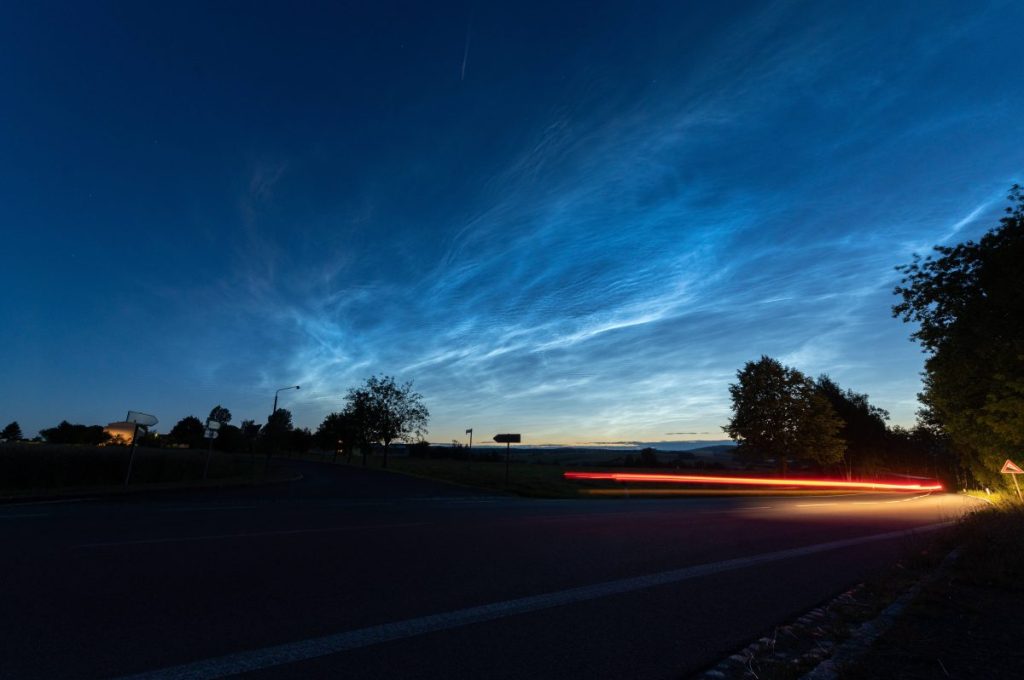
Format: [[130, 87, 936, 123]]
[[2, 1, 1021, 445]]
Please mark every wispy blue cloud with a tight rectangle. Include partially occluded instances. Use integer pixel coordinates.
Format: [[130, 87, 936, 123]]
[[2, 1, 1021, 440]]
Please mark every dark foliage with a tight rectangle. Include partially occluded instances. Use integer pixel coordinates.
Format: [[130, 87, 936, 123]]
[[39, 421, 110, 446], [344, 375, 429, 469], [724, 356, 845, 475], [169, 416, 205, 449], [1, 421, 23, 442], [893, 184, 1024, 487]]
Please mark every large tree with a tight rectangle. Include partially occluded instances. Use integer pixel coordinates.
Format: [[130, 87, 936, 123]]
[[316, 410, 365, 462], [207, 405, 232, 426], [724, 356, 844, 475], [262, 408, 294, 452], [346, 375, 429, 469], [239, 419, 261, 454], [169, 416, 205, 448], [893, 184, 1024, 488]]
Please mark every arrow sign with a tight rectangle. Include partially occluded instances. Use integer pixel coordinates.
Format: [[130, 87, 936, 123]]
[[1001, 459, 1023, 474], [126, 411, 158, 427], [493, 433, 521, 443]]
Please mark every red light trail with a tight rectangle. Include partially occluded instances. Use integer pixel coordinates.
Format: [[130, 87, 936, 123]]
[[562, 471, 943, 492]]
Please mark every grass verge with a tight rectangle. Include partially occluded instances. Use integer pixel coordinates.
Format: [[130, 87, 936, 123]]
[[840, 500, 1024, 679], [0, 443, 277, 498]]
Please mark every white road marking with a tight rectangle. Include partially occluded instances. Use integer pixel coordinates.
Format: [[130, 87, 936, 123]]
[[114, 521, 954, 680], [76, 522, 426, 548]]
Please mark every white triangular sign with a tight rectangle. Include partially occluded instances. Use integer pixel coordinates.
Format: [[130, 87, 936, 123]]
[[1000, 459, 1023, 474]]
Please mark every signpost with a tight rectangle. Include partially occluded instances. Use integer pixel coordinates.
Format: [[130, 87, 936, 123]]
[[1000, 459, 1023, 502], [494, 434, 521, 486], [124, 411, 158, 487], [203, 420, 221, 480], [466, 428, 473, 465]]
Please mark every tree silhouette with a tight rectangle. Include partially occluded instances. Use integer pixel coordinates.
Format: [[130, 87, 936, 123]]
[[724, 356, 844, 475], [1, 421, 23, 441], [263, 408, 293, 452], [207, 405, 232, 425], [169, 416, 205, 448], [893, 184, 1024, 487], [316, 411, 364, 461], [815, 375, 889, 478], [346, 375, 429, 469], [39, 421, 110, 446], [239, 419, 261, 455]]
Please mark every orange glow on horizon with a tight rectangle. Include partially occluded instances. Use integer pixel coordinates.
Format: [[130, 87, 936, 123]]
[[562, 471, 943, 492]]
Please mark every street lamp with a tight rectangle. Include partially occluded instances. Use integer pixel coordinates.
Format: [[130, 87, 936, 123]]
[[272, 385, 300, 416]]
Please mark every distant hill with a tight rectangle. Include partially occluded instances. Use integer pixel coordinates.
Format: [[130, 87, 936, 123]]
[[447, 442, 737, 467]]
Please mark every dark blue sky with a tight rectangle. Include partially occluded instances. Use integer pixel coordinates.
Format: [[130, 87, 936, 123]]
[[2, 1, 1021, 444]]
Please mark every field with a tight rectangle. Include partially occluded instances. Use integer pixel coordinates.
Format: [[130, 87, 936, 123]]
[[367, 457, 582, 497], [0, 443, 268, 497]]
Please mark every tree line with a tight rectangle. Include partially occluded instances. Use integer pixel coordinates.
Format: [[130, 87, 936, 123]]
[[6, 375, 429, 468], [160, 374, 428, 466], [725, 184, 1024, 490], [723, 356, 962, 485]]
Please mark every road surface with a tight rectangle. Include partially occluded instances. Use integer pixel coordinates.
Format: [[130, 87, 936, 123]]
[[0, 461, 979, 679]]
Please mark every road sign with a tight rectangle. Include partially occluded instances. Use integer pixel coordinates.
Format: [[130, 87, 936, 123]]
[[204, 429, 219, 440], [126, 411, 158, 427], [493, 433, 521, 443], [1001, 459, 1023, 502], [205, 420, 221, 431], [1000, 459, 1023, 474]]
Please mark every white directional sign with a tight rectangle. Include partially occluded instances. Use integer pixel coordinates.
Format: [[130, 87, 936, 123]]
[[126, 411, 158, 427], [204, 429, 219, 440], [205, 420, 222, 431]]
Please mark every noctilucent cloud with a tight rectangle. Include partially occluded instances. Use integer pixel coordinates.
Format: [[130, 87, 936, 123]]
[[1, 1, 1021, 445]]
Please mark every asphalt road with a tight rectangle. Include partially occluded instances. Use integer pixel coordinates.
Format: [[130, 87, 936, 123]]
[[0, 461, 979, 680]]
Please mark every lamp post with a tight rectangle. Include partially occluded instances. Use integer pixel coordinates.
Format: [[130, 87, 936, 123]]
[[265, 385, 300, 469], [272, 385, 301, 416]]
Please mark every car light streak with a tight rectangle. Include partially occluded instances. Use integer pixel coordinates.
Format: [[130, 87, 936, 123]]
[[563, 472, 943, 491]]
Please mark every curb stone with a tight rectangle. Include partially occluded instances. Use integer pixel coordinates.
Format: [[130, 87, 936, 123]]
[[693, 546, 961, 680], [799, 547, 961, 679]]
